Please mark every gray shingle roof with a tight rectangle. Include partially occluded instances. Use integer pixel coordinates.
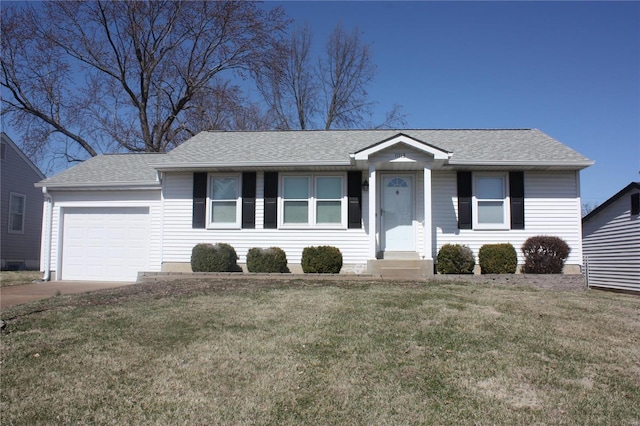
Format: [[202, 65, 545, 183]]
[[161, 129, 592, 167], [37, 153, 164, 188], [38, 129, 593, 188]]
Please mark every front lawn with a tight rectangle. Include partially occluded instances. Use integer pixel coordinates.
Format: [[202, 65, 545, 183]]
[[0, 270, 42, 288], [1, 279, 638, 424]]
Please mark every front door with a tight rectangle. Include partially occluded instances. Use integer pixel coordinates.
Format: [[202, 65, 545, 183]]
[[382, 175, 414, 252]]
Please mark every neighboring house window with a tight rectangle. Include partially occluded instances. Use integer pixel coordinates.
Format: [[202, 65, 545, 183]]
[[208, 174, 241, 228], [474, 174, 508, 229], [632, 193, 640, 216], [0, 142, 6, 160], [281, 174, 345, 227], [8, 193, 26, 234]]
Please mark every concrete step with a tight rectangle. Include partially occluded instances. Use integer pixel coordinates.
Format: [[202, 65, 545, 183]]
[[381, 251, 420, 260], [368, 259, 434, 278], [379, 267, 422, 280]]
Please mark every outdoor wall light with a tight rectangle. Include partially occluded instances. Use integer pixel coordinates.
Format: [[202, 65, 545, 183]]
[[362, 180, 369, 192]]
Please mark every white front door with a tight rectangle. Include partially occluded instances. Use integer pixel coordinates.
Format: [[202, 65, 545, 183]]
[[382, 175, 414, 252]]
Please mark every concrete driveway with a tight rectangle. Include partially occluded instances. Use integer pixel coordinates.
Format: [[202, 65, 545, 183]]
[[1, 281, 135, 309]]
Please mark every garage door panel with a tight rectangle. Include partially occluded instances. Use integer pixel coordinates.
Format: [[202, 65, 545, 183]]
[[61, 207, 150, 281]]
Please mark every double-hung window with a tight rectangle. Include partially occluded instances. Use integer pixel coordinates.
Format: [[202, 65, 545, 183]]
[[282, 174, 345, 227], [316, 177, 342, 224], [209, 175, 240, 228], [8, 193, 26, 234], [474, 174, 508, 229], [283, 177, 310, 224]]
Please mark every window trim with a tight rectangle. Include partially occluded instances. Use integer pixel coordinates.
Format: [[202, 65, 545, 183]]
[[472, 173, 510, 230], [207, 173, 241, 229], [279, 173, 347, 229], [8, 192, 26, 234]]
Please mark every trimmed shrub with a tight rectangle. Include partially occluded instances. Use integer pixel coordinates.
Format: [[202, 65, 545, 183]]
[[191, 243, 240, 272], [301, 246, 343, 274], [436, 244, 475, 274], [478, 243, 517, 274], [521, 236, 570, 274], [246, 247, 290, 273]]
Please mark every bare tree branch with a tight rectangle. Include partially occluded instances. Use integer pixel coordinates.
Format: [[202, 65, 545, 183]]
[[1, 1, 289, 170]]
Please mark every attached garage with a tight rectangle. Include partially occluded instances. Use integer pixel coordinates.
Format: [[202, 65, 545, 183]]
[[60, 207, 150, 281]]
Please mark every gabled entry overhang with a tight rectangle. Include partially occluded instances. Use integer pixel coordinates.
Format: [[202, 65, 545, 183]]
[[351, 133, 452, 169]]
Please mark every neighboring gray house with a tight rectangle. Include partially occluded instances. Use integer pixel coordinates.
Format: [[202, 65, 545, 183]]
[[582, 182, 640, 292], [1, 133, 46, 270], [36, 129, 593, 282]]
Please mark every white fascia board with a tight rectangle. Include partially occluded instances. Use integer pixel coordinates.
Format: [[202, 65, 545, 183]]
[[155, 160, 353, 171], [35, 181, 161, 190], [353, 135, 451, 161], [448, 160, 595, 170]]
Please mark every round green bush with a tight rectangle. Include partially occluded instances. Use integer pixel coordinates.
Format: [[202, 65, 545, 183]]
[[246, 247, 290, 273], [191, 243, 240, 272], [521, 235, 570, 274], [436, 244, 475, 274], [478, 243, 517, 274], [301, 246, 343, 274]]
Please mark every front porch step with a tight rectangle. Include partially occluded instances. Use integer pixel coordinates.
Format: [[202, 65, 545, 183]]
[[368, 259, 434, 279], [380, 251, 420, 260]]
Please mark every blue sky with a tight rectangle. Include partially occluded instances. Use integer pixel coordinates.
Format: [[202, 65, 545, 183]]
[[2, 1, 638, 207], [274, 1, 639, 206]]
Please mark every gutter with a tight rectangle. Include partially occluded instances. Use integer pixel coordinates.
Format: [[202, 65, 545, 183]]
[[154, 160, 352, 172], [447, 160, 595, 169], [41, 187, 53, 282]]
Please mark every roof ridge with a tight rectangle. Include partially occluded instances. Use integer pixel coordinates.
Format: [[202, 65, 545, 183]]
[[202, 128, 535, 133]]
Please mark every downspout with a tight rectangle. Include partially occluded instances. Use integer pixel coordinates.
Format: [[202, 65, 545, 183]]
[[41, 187, 53, 281]]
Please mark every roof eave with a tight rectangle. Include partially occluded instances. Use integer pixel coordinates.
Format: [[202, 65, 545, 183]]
[[155, 161, 354, 172], [36, 181, 161, 190], [447, 160, 594, 170]]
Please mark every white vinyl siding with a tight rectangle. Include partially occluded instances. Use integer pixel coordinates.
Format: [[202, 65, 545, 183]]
[[161, 173, 368, 266], [46, 190, 162, 280], [582, 187, 640, 291], [432, 170, 584, 268]]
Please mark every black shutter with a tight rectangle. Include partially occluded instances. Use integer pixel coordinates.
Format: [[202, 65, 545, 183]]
[[347, 171, 362, 228], [264, 171, 278, 228], [457, 171, 472, 229], [242, 172, 256, 228], [509, 171, 525, 229], [192, 172, 207, 229], [632, 193, 640, 216]]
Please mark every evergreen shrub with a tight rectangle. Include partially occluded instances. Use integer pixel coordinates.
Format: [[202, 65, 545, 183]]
[[191, 243, 240, 272], [478, 243, 517, 274], [246, 247, 290, 273], [436, 244, 475, 274], [301, 246, 343, 274]]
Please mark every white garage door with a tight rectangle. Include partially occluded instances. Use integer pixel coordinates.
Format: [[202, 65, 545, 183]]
[[61, 207, 150, 281]]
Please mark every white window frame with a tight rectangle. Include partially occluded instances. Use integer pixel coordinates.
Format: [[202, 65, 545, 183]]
[[473, 173, 510, 230], [207, 173, 241, 229], [8, 192, 26, 234], [279, 173, 347, 229]]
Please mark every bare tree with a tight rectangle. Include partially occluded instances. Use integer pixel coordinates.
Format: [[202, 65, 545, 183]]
[[582, 201, 599, 217], [255, 22, 405, 131], [1, 1, 288, 169]]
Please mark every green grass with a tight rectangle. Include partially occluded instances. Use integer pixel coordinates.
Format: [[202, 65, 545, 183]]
[[1, 279, 639, 425], [0, 270, 42, 287]]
